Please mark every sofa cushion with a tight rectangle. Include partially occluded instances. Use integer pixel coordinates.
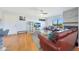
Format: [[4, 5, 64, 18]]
[[57, 29, 73, 39], [57, 31, 68, 39]]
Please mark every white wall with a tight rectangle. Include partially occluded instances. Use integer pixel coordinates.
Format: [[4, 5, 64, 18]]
[[0, 9, 37, 35], [78, 7, 79, 47], [2, 12, 18, 34], [63, 8, 78, 26], [0, 9, 4, 28]]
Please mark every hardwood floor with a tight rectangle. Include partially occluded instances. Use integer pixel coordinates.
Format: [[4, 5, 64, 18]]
[[3, 32, 78, 51], [73, 47, 79, 51], [3, 32, 38, 51]]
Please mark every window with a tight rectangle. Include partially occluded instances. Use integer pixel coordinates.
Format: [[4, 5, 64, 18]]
[[52, 16, 64, 28]]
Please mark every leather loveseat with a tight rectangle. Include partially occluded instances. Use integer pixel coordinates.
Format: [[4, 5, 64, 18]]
[[38, 29, 77, 51]]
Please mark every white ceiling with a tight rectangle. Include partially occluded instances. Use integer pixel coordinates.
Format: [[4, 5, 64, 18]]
[[0, 7, 74, 18]]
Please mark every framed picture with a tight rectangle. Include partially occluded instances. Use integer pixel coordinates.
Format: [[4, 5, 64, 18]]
[[19, 16, 26, 21]]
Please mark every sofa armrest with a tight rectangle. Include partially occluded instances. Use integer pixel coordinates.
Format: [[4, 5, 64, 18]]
[[38, 34, 61, 51], [45, 40, 61, 51]]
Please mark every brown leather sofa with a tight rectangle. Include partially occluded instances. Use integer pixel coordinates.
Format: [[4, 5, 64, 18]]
[[38, 29, 77, 51]]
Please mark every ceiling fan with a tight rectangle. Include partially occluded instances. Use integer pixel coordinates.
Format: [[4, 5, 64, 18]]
[[40, 10, 48, 15]]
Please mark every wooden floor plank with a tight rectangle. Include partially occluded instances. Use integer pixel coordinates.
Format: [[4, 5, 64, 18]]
[[3, 32, 38, 51], [73, 47, 79, 51]]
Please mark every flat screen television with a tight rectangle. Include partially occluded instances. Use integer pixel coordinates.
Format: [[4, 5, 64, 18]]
[[34, 23, 41, 28]]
